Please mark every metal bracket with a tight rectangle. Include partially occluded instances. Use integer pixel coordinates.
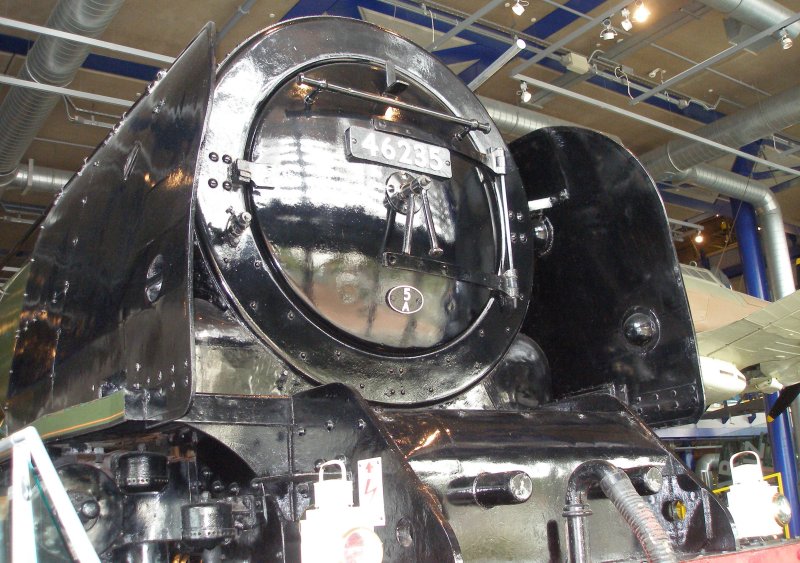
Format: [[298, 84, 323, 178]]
[[383, 252, 517, 297], [384, 60, 409, 96], [483, 147, 507, 175], [234, 159, 277, 189], [500, 268, 519, 300]]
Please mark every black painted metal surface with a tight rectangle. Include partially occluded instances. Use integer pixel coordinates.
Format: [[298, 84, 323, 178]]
[[194, 17, 533, 406], [5, 25, 215, 427], [511, 128, 704, 426], [184, 385, 462, 562], [175, 386, 736, 562], [381, 392, 736, 561]]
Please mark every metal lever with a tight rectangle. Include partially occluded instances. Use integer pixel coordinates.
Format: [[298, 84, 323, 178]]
[[420, 190, 443, 257], [387, 174, 442, 258], [402, 195, 416, 255]]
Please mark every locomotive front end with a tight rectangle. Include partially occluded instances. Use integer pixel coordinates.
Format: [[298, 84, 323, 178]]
[[192, 16, 532, 406], [0, 16, 744, 563]]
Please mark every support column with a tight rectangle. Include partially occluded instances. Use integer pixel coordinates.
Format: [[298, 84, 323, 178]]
[[731, 142, 800, 537], [730, 199, 769, 299]]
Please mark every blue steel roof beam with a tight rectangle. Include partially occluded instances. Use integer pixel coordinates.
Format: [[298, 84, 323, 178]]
[[528, 1, 711, 105], [0, 17, 174, 65], [510, 0, 638, 75], [427, 0, 506, 51], [283, 0, 343, 18], [370, 0, 728, 124], [524, 0, 608, 39], [0, 33, 161, 81], [629, 13, 800, 105]]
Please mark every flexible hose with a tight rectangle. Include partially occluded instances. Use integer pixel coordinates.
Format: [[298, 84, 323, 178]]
[[600, 466, 678, 563], [565, 460, 677, 563]]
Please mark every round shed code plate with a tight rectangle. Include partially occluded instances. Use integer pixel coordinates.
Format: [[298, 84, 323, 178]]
[[386, 285, 424, 314]]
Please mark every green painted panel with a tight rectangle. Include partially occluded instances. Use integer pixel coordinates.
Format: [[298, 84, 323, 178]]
[[31, 392, 125, 440], [0, 263, 29, 422]]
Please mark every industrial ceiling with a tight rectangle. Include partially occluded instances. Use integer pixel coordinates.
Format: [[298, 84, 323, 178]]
[[0, 0, 798, 284]]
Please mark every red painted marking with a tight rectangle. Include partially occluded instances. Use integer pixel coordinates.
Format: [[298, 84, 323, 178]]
[[363, 478, 378, 498], [690, 541, 800, 562]]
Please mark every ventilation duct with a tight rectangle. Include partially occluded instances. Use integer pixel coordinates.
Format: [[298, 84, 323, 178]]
[[478, 96, 622, 143], [0, 0, 125, 187], [698, 0, 800, 39], [6, 163, 74, 195], [641, 84, 800, 181], [672, 164, 794, 299], [478, 96, 572, 137]]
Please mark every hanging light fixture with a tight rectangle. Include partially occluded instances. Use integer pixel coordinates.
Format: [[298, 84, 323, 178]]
[[779, 29, 793, 50], [600, 19, 617, 41], [518, 81, 532, 103], [511, 0, 528, 16], [620, 8, 633, 32], [632, 0, 650, 23], [694, 232, 704, 244]]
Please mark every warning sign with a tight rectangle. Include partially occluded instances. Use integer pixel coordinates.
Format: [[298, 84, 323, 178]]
[[357, 457, 386, 526]]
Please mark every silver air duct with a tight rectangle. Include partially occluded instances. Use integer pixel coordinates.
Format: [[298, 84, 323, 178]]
[[640, 84, 800, 180], [478, 96, 623, 143], [698, 0, 800, 39], [672, 164, 794, 299], [478, 96, 573, 137], [7, 163, 74, 195], [0, 0, 125, 186]]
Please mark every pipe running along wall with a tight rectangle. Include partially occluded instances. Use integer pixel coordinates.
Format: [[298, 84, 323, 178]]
[[640, 84, 800, 181], [0, 0, 125, 186], [697, 0, 800, 39], [672, 165, 795, 299], [6, 164, 74, 195], [478, 96, 623, 144]]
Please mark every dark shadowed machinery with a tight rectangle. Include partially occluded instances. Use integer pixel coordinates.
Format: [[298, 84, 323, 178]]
[[0, 16, 742, 562]]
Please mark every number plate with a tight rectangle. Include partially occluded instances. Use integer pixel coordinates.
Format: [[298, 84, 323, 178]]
[[346, 126, 452, 178]]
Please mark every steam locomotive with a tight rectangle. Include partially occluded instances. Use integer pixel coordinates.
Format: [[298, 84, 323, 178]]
[[0, 16, 740, 562]]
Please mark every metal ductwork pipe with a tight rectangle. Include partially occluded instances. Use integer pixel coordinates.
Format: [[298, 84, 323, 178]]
[[7, 163, 73, 194], [478, 96, 573, 137], [698, 0, 800, 39], [672, 164, 795, 299], [0, 0, 125, 187], [478, 96, 623, 143], [641, 84, 800, 180]]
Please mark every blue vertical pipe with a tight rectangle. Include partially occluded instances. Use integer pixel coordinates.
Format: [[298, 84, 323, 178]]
[[731, 142, 800, 537], [730, 199, 770, 299]]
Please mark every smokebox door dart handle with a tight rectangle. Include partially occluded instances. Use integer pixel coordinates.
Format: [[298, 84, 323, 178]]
[[420, 189, 443, 258], [402, 194, 416, 255]]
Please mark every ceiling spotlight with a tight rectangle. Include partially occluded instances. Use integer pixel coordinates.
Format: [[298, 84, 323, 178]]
[[633, 0, 650, 23], [518, 81, 532, 103], [620, 8, 633, 32], [511, 0, 528, 16], [600, 19, 617, 41], [694, 232, 704, 244], [780, 28, 793, 50]]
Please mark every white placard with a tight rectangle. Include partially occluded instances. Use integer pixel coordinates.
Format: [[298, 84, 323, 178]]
[[357, 457, 386, 526]]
